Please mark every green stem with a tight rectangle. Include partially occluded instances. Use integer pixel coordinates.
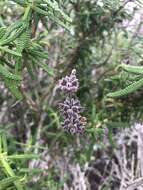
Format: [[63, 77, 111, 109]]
[[23, 5, 31, 21]]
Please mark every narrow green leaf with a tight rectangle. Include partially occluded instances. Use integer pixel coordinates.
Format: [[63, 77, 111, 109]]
[[19, 168, 43, 174], [0, 158, 24, 190], [0, 27, 6, 39], [8, 154, 39, 160], [43, 0, 72, 23], [107, 77, 143, 98], [1, 134, 7, 153], [0, 64, 22, 81], [0, 157, 15, 177], [29, 49, 48, 59], [0, 176, 19, 190], [4, 79, 23, 100], [0, 24, 27, 46], [0, 21, 23, 40], [121, 63, 143, 75], [37, 62, 54, 76], [32, 6, 72, 32], [0, 135, 2, 154], [0, 46, 22, 57]]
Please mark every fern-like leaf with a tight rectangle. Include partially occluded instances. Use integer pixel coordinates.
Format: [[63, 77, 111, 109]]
[[43, 0, 72, 23], [0, 64, 22, 80], [107, 77, 143, 98], [120, 64, 143, 75], [0, 27, 6, 39], [0, 21, 23, 41], [33, 6, 69, 30], [4, 79, 23, 100], [0, 46, 22, 57], [0, 24, 26, 46]]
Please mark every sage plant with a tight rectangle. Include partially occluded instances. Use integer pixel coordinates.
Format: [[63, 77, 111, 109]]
[[58, 69, 87, 134]]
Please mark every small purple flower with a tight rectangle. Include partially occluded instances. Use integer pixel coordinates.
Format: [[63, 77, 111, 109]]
[[62, 115, 86, 134], [59, 96, 86, 134], [58, 69, 79, 93], [59, 97, 84, 115]]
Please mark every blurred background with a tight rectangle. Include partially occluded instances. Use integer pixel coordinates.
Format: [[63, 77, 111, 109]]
[[0, 0, 143, 189]]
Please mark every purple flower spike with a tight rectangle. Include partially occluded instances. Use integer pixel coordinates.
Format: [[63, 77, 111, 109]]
[[58, 69, 87, 135], [59, 96, 86, 134], [58, 69, 79, 93]]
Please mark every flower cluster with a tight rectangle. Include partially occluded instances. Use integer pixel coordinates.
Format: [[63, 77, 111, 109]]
[[58, 69, 86, 134], [58, 69, 79, 93]]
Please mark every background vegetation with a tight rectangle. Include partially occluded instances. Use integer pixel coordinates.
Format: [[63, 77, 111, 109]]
[[0, 0, 143, 189]]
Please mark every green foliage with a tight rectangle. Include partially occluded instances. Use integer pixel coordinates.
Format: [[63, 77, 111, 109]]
[[1, 0, 143, 189], [107, 77, 143, 97], [107, 64, 143, 97], [0, 133, 38, 190], [0, 64, 22, 80], [0, 176, 20, 190], [120, 63, 143, 75], [0, 0, 71, 99]]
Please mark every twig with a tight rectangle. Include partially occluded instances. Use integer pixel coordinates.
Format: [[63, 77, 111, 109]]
[[34, 112, 47, 154], [125, 177, 143, 190]]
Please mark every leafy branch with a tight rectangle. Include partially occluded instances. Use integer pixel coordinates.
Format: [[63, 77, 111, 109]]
[[0, 0, 71, 99], [107, 64, 143, 98], [0, 133, 38, 190]]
